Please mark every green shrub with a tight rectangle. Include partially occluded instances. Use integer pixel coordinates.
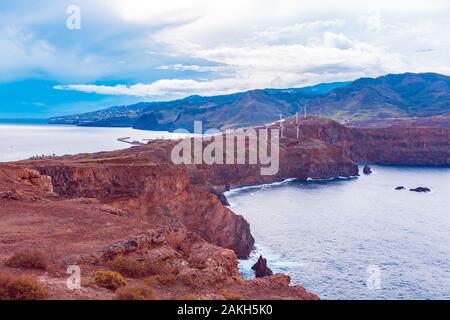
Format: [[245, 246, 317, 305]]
[[94, 271, 127, 290]]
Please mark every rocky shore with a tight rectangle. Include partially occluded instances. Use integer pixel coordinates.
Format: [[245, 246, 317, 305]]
[[1, 117, 449, 300]]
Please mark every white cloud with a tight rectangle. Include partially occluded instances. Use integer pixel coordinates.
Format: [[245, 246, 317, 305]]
[[3, 0, 450, 97], [55, 78, 258, 98], [55, 39, 411, 98], [322, 32, 354, 50], [0, 26, 111, 82], [360, 10, 384, 32], [253, 19, 346, 43], [156, 64, 226, 73]]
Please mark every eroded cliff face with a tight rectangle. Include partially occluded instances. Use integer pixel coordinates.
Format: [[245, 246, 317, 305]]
[[0, 166, 318, 300], [348, 126, 450, 165], [33, 163, 253, 259], [24, 120, 364, 260], [282, 117, 450, 166]]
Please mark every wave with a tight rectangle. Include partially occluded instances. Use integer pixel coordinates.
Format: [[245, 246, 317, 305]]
[[306, 175, 359, 182], [238, 244, 305, 280], [224, 178, 298, 198], [225, 175, 359, 198]]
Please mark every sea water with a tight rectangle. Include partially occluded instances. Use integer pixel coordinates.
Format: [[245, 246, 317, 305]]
[[227, 166, 450, 300], [0, 122, 186, 162]]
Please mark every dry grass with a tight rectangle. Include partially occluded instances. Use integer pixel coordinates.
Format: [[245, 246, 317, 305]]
[[115, 285, 159, 300], [80, 276, 97, 288], [220, 289, 242, 301], [0, 272, 48, 300], [109, 256, 180, 279], [110, 256, 146, 278], [177, 273, 202, 288], [144, 274, 177, 286], [144, 260, 180, 276], [5, 250, 50, 270], [176, 294, 200, 301], [189, 262, 209, 270], [94, 271, 127, 291]]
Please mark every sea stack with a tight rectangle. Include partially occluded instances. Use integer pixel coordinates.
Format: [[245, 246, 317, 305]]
[[363, 165, 373, 175], [252, 256, 273, 278]]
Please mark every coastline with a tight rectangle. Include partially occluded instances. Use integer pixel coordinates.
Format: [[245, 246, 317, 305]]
[[225, 174, 361, 286], [227, 165, 450, 299], [1, 117, 450, 300]]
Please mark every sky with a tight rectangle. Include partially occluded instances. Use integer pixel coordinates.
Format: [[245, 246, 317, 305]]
[[1, 0, 450, 118]]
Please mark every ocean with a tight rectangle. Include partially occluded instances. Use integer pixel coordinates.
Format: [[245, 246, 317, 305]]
[[0, 122, 187, 162], [227, 166, 450, 300]]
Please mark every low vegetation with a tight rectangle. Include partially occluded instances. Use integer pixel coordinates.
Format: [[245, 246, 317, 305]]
[[144, 260, 180, 276], [80, 276, 97, 288], [115, 285, 159, 300], [109, 255, 180, 279], [177, 272, 207, 288], [0, 272, 48, 300], [5, 250, 50, 270], [94, 271, 127, 290], [176, 294, 200, 300], [189, 262, 209, 270], [110, 256, 146, 278], [220, 289, 242, 301], [144, 274, 177, 286]]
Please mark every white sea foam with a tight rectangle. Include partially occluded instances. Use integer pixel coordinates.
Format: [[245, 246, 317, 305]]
[[224, 178, 298, 198]]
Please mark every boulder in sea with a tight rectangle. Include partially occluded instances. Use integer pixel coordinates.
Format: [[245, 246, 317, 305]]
[[410, 187, 431, 193], [395, 186, 405, 190], [251, 256, 273, 278], [363, 165, 373, 175]]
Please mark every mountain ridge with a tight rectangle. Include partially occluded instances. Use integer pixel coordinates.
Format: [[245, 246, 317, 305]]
[[48, 73, 450, 131]]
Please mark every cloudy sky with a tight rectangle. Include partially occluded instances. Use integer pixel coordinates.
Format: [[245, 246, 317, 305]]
[[1, 0, 450, 117]]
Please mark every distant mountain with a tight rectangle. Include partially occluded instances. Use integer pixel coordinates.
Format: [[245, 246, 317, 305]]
[[307, 73, 450, 122], [49, 73, 450, 131], [49, 81, 347, 131]]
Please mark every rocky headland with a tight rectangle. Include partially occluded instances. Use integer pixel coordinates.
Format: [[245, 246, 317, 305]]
[[1, 117, 449, 300]]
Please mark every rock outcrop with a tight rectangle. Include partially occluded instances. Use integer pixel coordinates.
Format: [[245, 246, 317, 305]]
[[363, 165, 373, 175], [252, 256, 273, 278], [410, 187, 431, 193], [0, 165, 317, 300], [33, 163, 254, 259]]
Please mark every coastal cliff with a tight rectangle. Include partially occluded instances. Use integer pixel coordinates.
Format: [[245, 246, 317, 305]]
[[283, 117, 450, 165], [0, 165, 317, 300], [1, 117, 449, 300]]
